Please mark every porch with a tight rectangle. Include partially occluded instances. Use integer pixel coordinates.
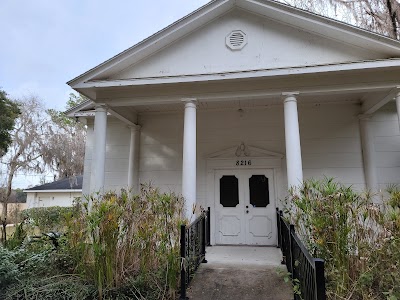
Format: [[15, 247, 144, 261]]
[[186, 246, 292, 300]]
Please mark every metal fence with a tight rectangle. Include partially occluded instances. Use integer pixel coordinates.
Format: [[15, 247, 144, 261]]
[[179, 208, 210, 300], [276, 209, 326, 300]]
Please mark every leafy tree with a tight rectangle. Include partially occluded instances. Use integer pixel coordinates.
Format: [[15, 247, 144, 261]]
[[47, 92, 88, 127], [281, 0, 400, 39], [44, 93, 87, 179], [1, 96, 49, 242], [0, 93, 87, 242], [0, 90, 20, 157]]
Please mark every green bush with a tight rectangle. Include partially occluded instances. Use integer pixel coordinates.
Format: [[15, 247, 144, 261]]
[[0, 246, 20, 290], [5, 222, 27, 250], [22, 206, 74, 233], [0, 242, 78, 299], [286, 178, 400, 300]]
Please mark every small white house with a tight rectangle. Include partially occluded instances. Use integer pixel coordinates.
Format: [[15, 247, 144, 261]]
[[67, 0, 400, 246], [24, 176, 82, 208]]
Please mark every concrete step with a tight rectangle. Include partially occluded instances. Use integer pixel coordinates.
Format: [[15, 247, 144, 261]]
[[185, 246, 293, 300]]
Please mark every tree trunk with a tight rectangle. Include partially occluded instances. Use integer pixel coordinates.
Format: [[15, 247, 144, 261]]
[[1, 202, 7, 243], [386, 0, 398, 39], [1, 166, 15, 243]]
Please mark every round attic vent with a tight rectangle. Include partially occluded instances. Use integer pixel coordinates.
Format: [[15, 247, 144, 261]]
[[226, 30, 247, 50]]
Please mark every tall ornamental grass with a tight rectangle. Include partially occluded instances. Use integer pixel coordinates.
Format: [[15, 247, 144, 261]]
[[66, 185, 186, 300], [286, 178, 400, 300], [1, 185, 186, 300]]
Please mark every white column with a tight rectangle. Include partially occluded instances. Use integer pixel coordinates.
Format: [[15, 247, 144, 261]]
[[91, 104, 108, 193], [182, 98, 197, 220], [396, 92, 400, 132], [127, 124, 141, 193], [359, 115, 378, 193], [283, 92, 303, 189]]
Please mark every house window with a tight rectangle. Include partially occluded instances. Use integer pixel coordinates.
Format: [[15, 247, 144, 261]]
[[249, 175, 269, 207], [220, 175, 239, 207]]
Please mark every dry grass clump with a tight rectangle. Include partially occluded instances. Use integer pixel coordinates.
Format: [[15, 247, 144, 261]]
[[66, 185, 186, 300], [286, 178, 400, 300], [1, 185, 186, 300]]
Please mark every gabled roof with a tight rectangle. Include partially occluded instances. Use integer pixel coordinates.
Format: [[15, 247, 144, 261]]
[[24, 176, 83, 192], [68, 0, 400, 89]]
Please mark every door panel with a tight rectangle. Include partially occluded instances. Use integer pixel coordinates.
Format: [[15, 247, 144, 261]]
[[215, 169, 276, 245], [244, 170, 276, 245], [215, 170, 245, 244]]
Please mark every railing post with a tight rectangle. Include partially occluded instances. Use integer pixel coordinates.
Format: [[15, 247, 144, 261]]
[[180, 224, 187, 300], [314, 259, 326, 300], [276, 208, 286, 265], [289, 224, 295, 277], [206, 207, 211, 246], [201, 213, 207, 263], [277, 209, 282, 248]]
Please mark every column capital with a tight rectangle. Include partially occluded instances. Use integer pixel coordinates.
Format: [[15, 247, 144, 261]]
[[182, 98, 197, 106], [282, 92, 300, 103], [282, 92, 300, 96], [94, 103, 108, 111]]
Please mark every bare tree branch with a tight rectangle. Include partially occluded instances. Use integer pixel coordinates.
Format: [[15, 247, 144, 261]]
[[280, 0, 400, 39]]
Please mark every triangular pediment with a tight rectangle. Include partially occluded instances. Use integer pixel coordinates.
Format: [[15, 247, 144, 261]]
[[109, 8, 387, 81], [207, 142, 284, 159], [68, 0, 400, 89]]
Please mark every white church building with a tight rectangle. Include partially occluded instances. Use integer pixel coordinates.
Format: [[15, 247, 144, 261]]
[[67, 0, 400, 246]]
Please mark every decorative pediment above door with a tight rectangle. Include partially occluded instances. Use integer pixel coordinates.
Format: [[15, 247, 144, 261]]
[[206, 142, 284, 159]]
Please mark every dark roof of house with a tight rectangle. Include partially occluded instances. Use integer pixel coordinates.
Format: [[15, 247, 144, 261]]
[[25, 176, 83, 191]]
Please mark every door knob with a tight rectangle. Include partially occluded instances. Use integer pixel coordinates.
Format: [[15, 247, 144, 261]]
[[246, 205, 249, 208]]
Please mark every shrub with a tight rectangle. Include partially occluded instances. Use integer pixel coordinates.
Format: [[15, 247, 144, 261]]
[[5, 222, 27, 249], [22, 206, 74, 233], [4, 275, 97, 300], [0, 241, 79, 299], [286, 178, 400, 300], [0, 246, 20, 290]]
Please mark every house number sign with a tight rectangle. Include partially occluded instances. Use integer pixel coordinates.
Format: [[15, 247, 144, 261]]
[[236, 160, 252, 166]]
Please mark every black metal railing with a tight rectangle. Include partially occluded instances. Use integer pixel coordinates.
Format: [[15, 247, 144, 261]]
[[179, 208, 210, 300], [276, 209, 326, 300], [206, 207, 211, 247]]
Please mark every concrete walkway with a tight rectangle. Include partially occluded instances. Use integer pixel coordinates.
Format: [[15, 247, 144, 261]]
[[186, 246, 293, 300]]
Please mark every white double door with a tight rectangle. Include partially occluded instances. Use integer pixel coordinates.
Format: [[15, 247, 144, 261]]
[[215, 169, 276, 245]]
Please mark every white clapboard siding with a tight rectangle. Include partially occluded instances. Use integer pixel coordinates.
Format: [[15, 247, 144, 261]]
[[372, 104, 400, 187], [82, 122, 94, 195]]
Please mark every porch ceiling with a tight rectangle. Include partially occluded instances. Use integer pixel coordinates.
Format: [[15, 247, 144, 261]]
[[128, 92, 366, 113], [104, 91, 390, 116], [71, 88, 393, 120]]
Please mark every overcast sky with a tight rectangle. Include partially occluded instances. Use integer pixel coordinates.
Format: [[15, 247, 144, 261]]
[[0, 0, 210, 188], [0, 0, 209, 111]]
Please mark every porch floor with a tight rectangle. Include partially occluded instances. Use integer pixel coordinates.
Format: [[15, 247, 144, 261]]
[[186, 246, 292, 300]]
